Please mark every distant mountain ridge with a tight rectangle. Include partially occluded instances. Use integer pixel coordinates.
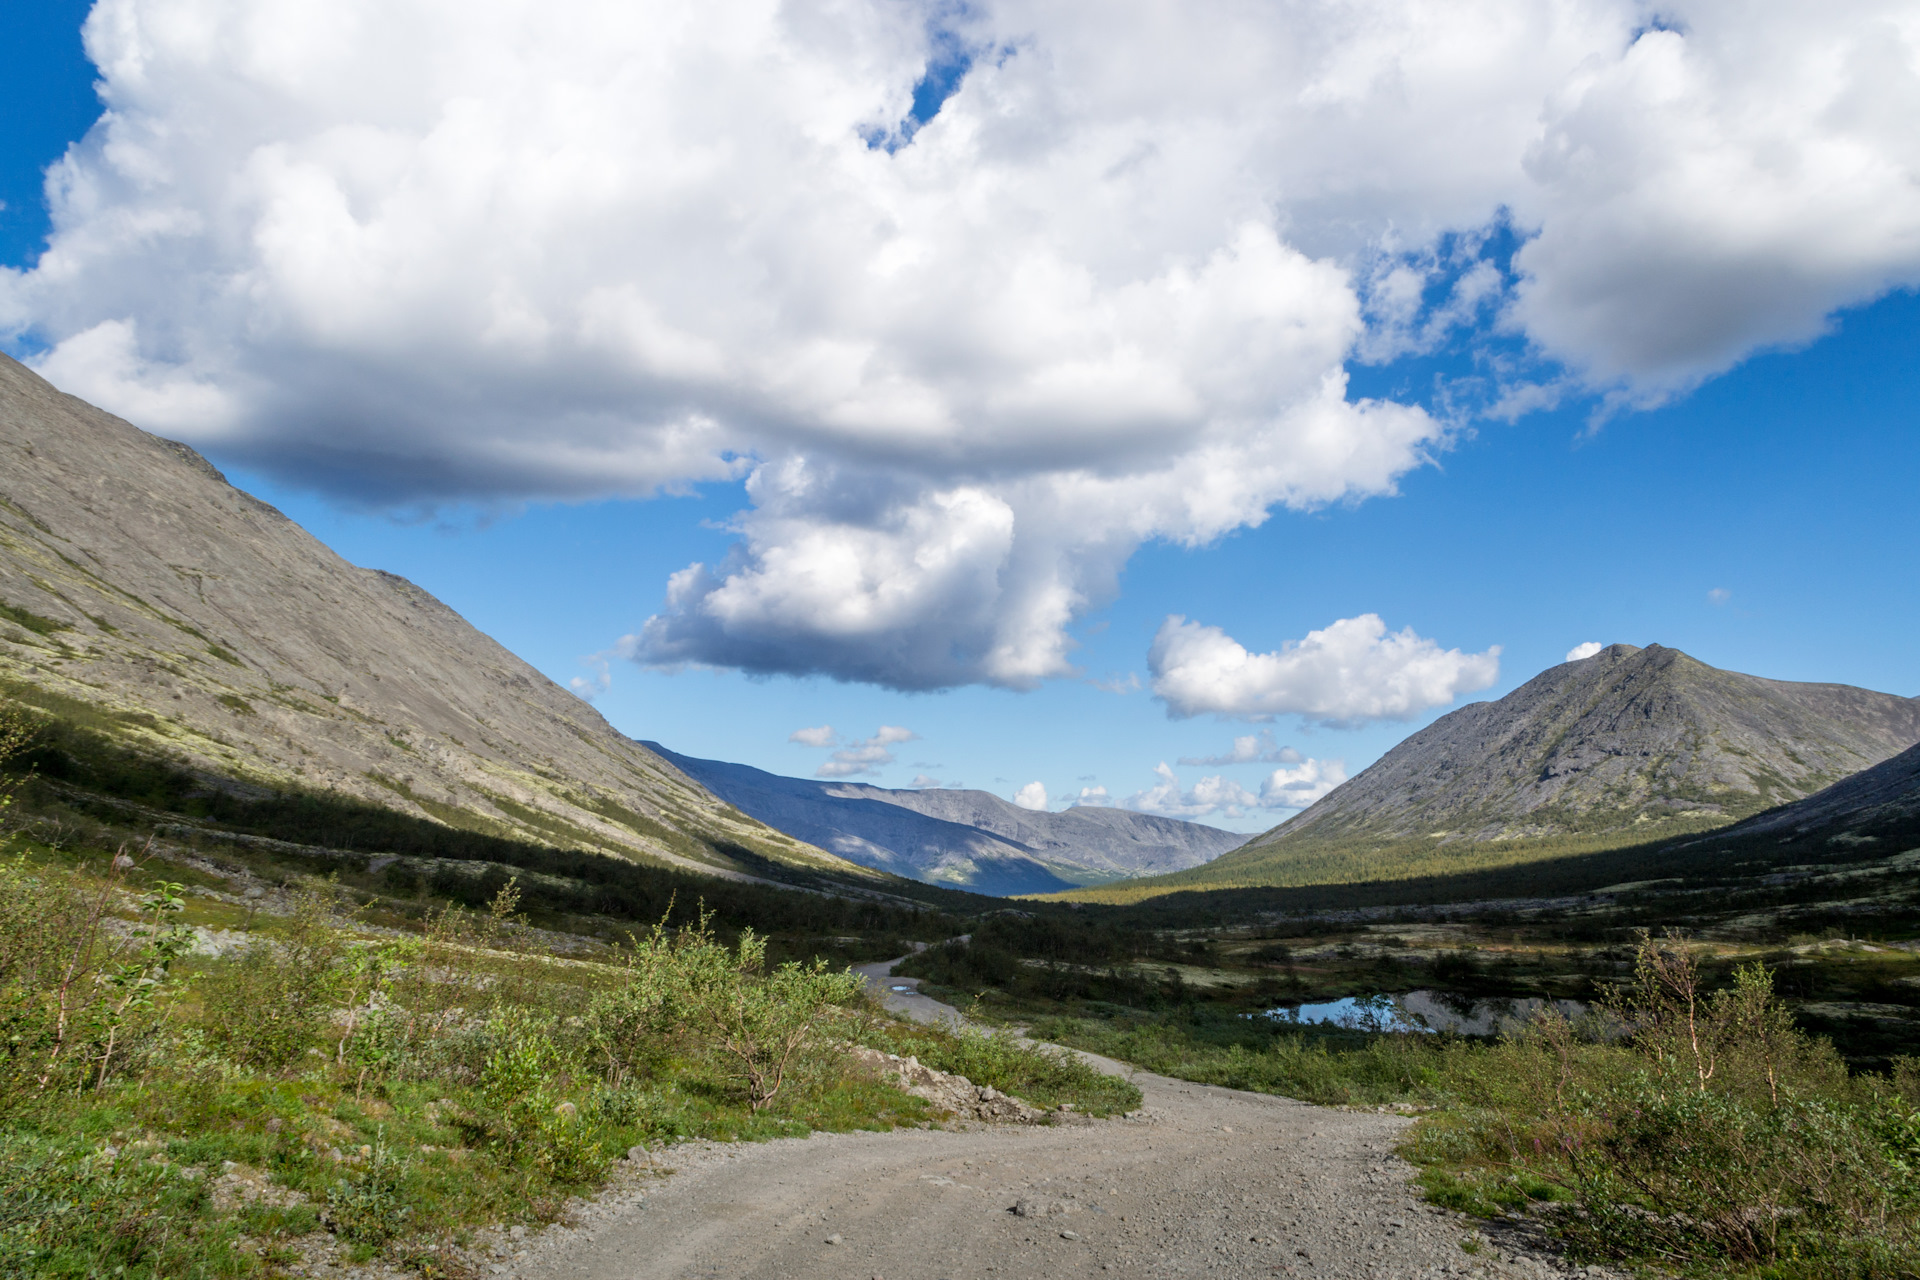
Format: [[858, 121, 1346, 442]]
[[1059, 643, 1920, 900], [0, 354, 867, 884], [647, 745, 1248, 896]]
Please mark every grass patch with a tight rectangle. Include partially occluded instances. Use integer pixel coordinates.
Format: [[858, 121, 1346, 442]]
[[0, 849, 955, 1277], [0, 599, 68, 636], [860, 1015, 1141, 1116]]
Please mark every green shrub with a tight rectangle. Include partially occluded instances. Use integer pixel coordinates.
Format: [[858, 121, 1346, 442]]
[[0, 853, 196, 1101], [587, 911, 863, 1110], [1400, 933, 1920, 1278], [198, 886, 350, 1067], [324, 1128, 411, 1246]]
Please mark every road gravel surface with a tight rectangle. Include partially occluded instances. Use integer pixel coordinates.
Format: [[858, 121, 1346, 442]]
[[506, 961, 1609, 1280]]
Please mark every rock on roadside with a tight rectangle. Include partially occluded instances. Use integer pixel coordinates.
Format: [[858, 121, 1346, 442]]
[[847, 1047, 1048, 1123]]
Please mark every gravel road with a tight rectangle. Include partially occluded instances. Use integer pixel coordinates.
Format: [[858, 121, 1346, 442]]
[[509, 962, 1608, 1280]]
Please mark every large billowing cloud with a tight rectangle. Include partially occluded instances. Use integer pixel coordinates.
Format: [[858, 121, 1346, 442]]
[[1149, 614, 1500, 724], [6, 0, 1919, 690]]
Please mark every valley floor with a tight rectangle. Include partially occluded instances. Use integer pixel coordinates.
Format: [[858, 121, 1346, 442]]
[[497, 969, 1614, 1280]]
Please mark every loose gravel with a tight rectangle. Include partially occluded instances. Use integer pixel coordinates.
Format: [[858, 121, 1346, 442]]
[[497, 965, 1626, 1280]]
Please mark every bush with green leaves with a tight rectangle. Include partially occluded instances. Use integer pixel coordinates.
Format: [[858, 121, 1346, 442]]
[[0, 853, 198, 1101], [198, 884, 353, 1068], [586, 911, 863, 1110], [1401, 932, 1920, 1279], [324, 1128, 412, 1246]]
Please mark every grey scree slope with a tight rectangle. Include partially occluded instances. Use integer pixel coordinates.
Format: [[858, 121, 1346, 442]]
[[648, 744, 1249, 896], [0, 353, 869, 881], [1700, 737, 1920, 843], [1236, 641, 1920, 858]]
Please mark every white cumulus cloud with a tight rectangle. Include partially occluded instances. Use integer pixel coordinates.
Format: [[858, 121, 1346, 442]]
[[1259, 759, 1348, 810], [1073, 785, 1111, 807], [795, 725, 919, 777], [1125, 756, 1346, 820], [1012, 781, 1049, 811], [6, 0, 1919, 690], [1149, 614, 1500, 724], [1565, 641, 1604, 662]]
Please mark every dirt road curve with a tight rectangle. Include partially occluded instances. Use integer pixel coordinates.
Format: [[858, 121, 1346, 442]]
[[513, 963, 1599, 1280]]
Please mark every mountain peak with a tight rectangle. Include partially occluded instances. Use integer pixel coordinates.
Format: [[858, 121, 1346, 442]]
[[1085, 644, 1920, 896]]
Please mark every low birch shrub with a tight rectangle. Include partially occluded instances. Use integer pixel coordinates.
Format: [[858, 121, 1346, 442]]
[[1402, 933, 1920, 1280]]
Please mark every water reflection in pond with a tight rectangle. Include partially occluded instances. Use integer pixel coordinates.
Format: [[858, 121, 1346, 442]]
[[1261, 990, 1588, 1036]]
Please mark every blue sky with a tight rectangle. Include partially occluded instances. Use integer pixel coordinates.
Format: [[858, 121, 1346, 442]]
[[3, 2, 1916, 832]]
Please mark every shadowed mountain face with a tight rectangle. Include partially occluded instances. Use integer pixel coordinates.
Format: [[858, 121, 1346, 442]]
[[0, 355, 867, 883], [1704, 739, 1920, 846], [1063, 643, 1920, 899], [648, 745, 1247, 896]]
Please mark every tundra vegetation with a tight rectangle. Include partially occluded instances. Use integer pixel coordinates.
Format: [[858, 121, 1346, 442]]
[[0, 702, 1131, 1279], [901, 909, 1920, 1277], [6, 693, 1919, 1280]]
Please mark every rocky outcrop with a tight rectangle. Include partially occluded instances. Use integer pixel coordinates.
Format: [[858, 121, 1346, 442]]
[[650, 745, 1246, 896], [0, 353, 865, 883], [848, 1047, 1048, 1123]]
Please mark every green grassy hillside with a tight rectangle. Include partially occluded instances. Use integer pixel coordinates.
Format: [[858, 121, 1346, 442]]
[[1049, 813, 1738, 905]]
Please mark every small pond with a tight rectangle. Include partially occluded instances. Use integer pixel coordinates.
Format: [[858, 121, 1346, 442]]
[[1260, 990, 1588, 1036]]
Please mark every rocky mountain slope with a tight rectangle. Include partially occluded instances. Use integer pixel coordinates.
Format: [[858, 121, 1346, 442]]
[[0, 354, 869, 883], [649, 745, 1246, 896], [1696, 738, 1920, 848], [1064, 643, 1920, 898]]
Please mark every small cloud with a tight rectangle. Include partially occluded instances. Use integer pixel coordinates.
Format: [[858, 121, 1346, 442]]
[[1012, 781, 1049, 810], [1073, 785, 1111, 807], [816, 747, 889, 777], [1125, 763, 1260, 819], [806, 725, 921, 778], [1125, 756, 1345, 819], [569, 668, 611, 702], [1257, 758, 1347, 810], [1565, 641, 1604, 662], [1088, 672, 1142, 694], [907, 773, 945, 789], [568, 650, 616, 702], [1177, 728, 1304, 767], [1707, 587, 1732, 605]]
